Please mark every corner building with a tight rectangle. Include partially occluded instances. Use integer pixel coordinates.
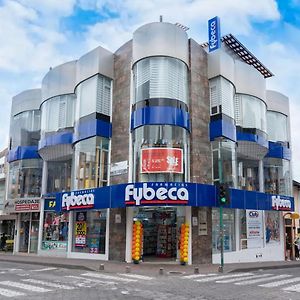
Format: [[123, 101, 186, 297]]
[[5, 21, 294, 264]]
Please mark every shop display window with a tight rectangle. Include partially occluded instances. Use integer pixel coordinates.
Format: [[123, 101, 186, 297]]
[[132, 125, 189, 182], [265, 211, 280, 246], [212, 208, 236, 253], [42, 212, 69, 251], [72, 210, 107, 254]]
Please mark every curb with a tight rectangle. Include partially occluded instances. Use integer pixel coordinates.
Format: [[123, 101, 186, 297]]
[[228, 263, 300, 273], [0, 258, 94, 271]]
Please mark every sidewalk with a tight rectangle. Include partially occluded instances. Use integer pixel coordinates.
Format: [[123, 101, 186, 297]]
[[0, 252, 299, 276]]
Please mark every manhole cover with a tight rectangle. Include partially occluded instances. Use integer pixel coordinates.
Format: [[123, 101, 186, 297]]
[[168, 271, 185, 275]]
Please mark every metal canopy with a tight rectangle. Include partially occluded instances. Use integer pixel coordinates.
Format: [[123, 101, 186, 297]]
[[201, 33, 274, 78]]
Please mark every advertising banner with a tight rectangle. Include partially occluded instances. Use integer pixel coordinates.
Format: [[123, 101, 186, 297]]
[[15, 199, 40, 212], [141, 148, 183, 174], [246, 210, 263, 249], [208, 16, 221, 52], [75, 211, 87, 247]]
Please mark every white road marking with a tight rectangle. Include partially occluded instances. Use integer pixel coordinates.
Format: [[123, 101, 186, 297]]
[[184, 273, 217, 279], [216, 274, 273, 283], [65, 275, 116, 285], [118, 273, 153, 280], [81, 272, 137, 282], [195, 273, 253, 283], [260, 277, 300, 288], [30, 267, 57, 272], [0, 281, 51, 292], [0, 287, 25, 298], [283, 283, 300, 292], [23, 279, 75, 290], [235, 274, 292, 285]]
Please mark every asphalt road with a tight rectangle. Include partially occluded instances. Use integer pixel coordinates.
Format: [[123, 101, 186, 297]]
[[0, 261, 300, 299]]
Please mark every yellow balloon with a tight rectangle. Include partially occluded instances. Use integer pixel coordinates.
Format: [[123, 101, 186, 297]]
[[135, 256, 140, 261], [183, 257, 188, 263]]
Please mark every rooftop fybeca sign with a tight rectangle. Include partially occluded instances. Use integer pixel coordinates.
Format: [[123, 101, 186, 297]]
[[208, 16, 221, 52]]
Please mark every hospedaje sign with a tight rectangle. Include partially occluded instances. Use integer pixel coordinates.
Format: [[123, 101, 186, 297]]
[[55, 182, 294, 212], [208, 16, 221, 52]]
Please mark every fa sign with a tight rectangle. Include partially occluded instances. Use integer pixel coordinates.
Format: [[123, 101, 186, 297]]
[[208, 16, 221, 52]]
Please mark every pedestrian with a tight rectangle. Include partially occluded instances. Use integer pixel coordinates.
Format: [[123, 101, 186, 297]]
[[294, 237, 300, 261], [0, 233, 7, 251]]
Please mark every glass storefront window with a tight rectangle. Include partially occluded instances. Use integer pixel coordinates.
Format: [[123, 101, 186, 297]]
[[42, 212, 69, 251], [237, 159, 259, 191], [267, 111, 288, 143], [19, 213, 30, 253], [212, 208, 236, 253], [72, 210, 107, 254], [29, 212, 40, 253], [265, 211, 280, 246], [47, 159, 72, 193], [7, 159, 42, 199], [211, 139, 237, 188], [133, 57, 188, 104], [264, 158, 291, 196], [73, 137, 109, 189], [132, 125, 189, 182], [10, 110, 40, 149]]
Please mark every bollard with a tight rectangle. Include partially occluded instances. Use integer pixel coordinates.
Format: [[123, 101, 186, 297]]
[[126, 266, 131, 273], [159, 267, 164, 275], [99, 264, 105, 271], [194, 267, 199, 274]]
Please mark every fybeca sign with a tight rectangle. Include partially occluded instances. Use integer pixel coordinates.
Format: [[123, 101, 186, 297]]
[[125, 183, 189, 206], [271, 195, 291, 211], [208, 16, 221, 52]]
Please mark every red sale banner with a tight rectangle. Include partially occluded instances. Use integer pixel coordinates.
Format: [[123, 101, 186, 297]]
[[141, 148, 183, 174]]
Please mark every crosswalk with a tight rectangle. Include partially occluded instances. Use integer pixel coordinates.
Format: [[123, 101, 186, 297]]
[[183, 271, 300, 293], [0, 270, 154, 298]]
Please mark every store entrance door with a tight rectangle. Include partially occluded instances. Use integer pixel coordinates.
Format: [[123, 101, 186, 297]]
[[134, 207, 185, 262]]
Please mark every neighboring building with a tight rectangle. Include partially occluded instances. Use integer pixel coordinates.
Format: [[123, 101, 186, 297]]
[[0, 148, 15, 246], [4, 20, 294, 264]]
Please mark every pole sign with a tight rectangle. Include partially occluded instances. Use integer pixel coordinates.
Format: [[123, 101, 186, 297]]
[[208, 16, 221, 52]]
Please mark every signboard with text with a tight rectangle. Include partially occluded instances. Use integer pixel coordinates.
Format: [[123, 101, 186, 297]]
[[246, 210, 263, 249], [208, 16, 221, 52], [141, 148, 183, 174]]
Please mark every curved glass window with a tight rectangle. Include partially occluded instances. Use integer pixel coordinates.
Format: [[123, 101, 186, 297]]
[[73, 137, 109, 189], [40, 94, 75, 138], [7, 159, 42, 199], [235, 94, 267, 132], [132, 125, 189, 182], [264, 157, 291, 196], [133, 57, 188, 104], [267, 111, 288, 143], [10, 110, 40, 149], [47, 159, 72, 193], [75, 74, 112, 121], [209, 77, 235, 118], [211, 139, 237, 188]]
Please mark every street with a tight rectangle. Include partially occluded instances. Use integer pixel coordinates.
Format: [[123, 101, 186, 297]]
[[0, 262, 300, 299]]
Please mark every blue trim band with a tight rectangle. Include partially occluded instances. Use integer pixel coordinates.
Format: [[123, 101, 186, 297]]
[[131, 106, 190, 132], [236, 131, 268, 148], [267, 141, 291, 160], [7, 146, 40, 162], [73, 119, 112, 143], [38, 130, 73, 150], [55, 182, 294, 212], [209, 119, 236, 142]]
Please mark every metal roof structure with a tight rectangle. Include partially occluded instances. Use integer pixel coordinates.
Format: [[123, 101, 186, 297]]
[[201, 33, 274, 78]]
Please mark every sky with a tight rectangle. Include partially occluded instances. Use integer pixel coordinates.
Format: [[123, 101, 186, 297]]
[[0, 0, 300, 181]]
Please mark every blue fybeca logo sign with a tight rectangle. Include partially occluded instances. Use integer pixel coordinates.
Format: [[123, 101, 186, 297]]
[[208, 16, 221, 52]]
